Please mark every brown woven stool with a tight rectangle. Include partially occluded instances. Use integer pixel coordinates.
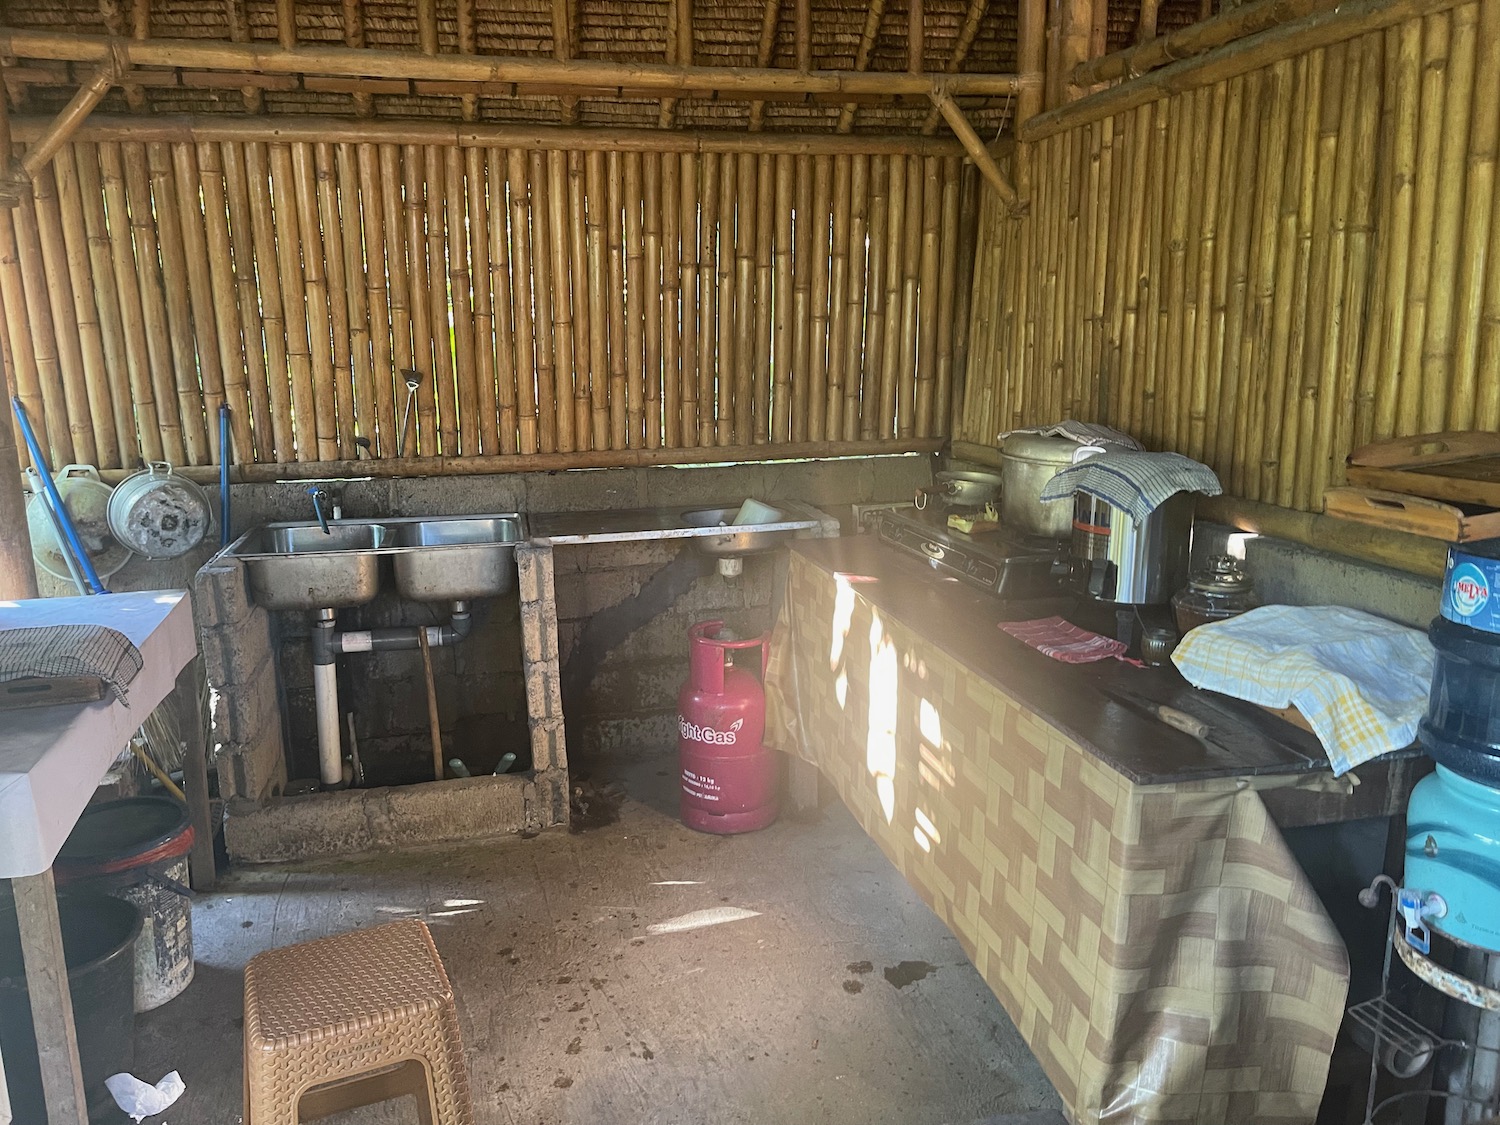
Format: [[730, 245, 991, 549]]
[[243, 918, 475, 1125]]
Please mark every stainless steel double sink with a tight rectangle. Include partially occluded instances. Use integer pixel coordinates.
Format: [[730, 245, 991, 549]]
[[224, 515, 526, 610]]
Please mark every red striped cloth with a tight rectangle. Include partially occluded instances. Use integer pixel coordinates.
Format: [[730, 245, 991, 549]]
[[1000, 616, 1128, 664]]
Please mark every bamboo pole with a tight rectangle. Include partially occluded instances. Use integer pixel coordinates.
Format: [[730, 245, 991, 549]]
[[195, 142, 256, 462], [487, 148, 520, 455], [1, 31, 1024, 98], [679, 152, 700, 447], [643, 151, 664, 449], [447, 146, 480, 456], [341, 0, 375, 116], [462, 145, 498, 453], [948, 166, 979, 432], [340, 143, 377, 449], [122, 142, 185, 462], [1447, 0, 1499, 431], [529, 148, 559, 454], [897, 156, 924, 437], [1211, 79, 1260, 470], [314, 144, 353, 458], [264, 144, 314, 460], [506, 148, 539, 454], [789, 154, 812, 442], [1419, 3, 1475, 434], [18, 116, 972, 159], [625, 151, 648, 447], [585, 151, 612, 449], [771, 153, 794, 443], [933, 157, 960, 436], [714, 153, 737, 447], [661, 153, 682, 446], [824, 155, 850, 442], [20, 62, 118, 182], [402, 146, 435, 455], [147, 142, 211, 464], [241, 142, 292, 460], [427, 146, 459, 454], [289, 142, 339, 461], [1186, 85, 1227, 457], [807, 155, 832, 442], [928, 92, 1019, 207], [0, 202, 53, 463], [752, 152, 775, 443], [381, 144, 416, 452], [915, 155, 941, 438], [549, 148, 576, 453], [28, 164, 97, 466], [90, 143, 156, 459], [566, 152, 592, 448], [607, 151, 629, 448], [863, 155, 891, 439], [69, 144, 137, 461], [842, 154, 869, 440], [168, 143, 232, 463], [878, 154, 906, 438], [697, 152, 720, 446], [354, 144, 395, 453], [731, 152, 759, 446]]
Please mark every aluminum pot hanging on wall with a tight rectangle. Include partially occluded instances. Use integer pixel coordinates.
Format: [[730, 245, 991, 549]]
[[107, 462, 214, 560]]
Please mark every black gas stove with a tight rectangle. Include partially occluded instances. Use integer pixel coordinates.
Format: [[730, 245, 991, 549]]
[[876, 506, 1066, 600]]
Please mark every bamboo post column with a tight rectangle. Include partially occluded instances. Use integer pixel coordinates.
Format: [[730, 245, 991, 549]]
[[0, 83, 36, 598]]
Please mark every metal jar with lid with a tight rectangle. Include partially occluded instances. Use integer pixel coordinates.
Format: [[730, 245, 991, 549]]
[[1171, 555, 1258, 634]]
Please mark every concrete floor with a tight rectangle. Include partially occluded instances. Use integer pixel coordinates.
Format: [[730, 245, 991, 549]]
[[133, 751, 1064, 1125]]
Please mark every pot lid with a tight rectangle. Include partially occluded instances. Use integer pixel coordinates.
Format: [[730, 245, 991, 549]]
[[1188, 554, 1252, 593], [1000, 433, 1087, 461]]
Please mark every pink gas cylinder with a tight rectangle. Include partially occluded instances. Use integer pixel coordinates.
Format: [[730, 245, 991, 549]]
[[677, 620, 781, 834]]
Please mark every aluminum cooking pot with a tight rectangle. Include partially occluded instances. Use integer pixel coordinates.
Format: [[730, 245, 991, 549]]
[[107, 461, 213, 559], [999, 434, 1098, 539], [916, 470, 1002, 510]]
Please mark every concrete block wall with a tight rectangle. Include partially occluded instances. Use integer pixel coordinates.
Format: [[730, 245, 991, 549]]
[[190, 556, 287, 804]]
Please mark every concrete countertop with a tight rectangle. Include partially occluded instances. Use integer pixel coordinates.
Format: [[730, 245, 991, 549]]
[[528, 500, 828, 546], [786, 535, 1422, 788]]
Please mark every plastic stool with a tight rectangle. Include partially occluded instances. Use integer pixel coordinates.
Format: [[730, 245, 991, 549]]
[[242, 919, 475, 1125]]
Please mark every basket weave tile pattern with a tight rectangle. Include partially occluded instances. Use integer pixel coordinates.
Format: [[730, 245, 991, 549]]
[[243, 919, 475, 1124]]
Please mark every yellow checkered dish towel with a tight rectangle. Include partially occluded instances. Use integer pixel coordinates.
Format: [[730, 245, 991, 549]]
[[1171, 605, 1434, 775]]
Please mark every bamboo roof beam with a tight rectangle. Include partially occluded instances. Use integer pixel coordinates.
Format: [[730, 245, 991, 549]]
[[919, 0, 986, 133], [795, 0, 812, 72], [18, 61, 119, 182], [11, 113, 970, 156], [1027, 0, 1465, 140], [659, 0, 694, 126], [0, 31, 1022, 98], [97, 0, 145, 110], [222, 0, 263, 111], [416, 0, 438, 56], [551, 0, 578, 125], [456, 0, 477, 119], [748, 0, 783, 131], [834, 0, 887, 133], [342, 0, 374, 115], [909, 0, 924, 74], [1014, 0, 1044, 134], [275, 0, 295, 50], [928, 89, 1016, 207], [1071, 0, 1341, 88]]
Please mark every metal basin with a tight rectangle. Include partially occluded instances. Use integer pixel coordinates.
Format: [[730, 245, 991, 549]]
[[681, 506, 797, 556], [389, 515, 525, 602], [228, 521, 389, 610]]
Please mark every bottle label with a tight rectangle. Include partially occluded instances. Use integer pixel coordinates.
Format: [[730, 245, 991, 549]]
[[1442, 550, 1500, 633]]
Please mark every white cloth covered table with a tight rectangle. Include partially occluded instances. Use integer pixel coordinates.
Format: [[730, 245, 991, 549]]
[[0, 591, 196, 878]]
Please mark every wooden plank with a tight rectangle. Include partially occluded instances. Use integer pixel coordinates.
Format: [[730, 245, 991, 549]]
[[12, 868, 88, 1125], [1348, 429, 1500, 469], [1324, 486, 1500, 542], [1345, 464, 1500, 509], [173, 662, 216, 891], [0, 676, 106, 710]]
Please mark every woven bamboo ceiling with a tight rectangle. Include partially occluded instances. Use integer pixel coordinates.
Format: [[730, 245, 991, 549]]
[[1, 0, 1205, 134]]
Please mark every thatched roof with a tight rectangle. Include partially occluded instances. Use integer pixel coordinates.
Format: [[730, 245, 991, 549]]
[[0, 0, 1209, 135]]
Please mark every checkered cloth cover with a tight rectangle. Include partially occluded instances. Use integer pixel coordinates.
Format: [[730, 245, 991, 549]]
[[1039, 450, 1223, 522], [0, 625, 143, 704], [1171, 605, 1433, 774]]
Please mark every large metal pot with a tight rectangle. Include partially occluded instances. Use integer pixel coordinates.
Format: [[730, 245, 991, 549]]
[[999, 434, 1089, 538], [107, 462, 213, 559], [917, 470, 1002, 510]]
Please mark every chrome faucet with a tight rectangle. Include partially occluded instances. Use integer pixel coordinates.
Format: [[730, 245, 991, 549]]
[[307, 486, 342, 534]]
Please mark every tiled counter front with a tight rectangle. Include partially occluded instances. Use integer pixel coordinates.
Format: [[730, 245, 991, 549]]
[[765, 550, 1348, 1125]]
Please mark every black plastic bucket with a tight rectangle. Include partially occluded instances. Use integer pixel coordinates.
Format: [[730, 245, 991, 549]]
[[0, 891, 142, 1123], [55, 796, 196, 1012]]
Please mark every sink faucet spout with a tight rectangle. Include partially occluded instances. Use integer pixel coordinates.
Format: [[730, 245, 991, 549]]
[[307, 486, 339, 534]]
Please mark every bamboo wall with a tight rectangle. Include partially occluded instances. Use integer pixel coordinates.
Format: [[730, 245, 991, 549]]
[[960, 0, 1499, 512], [0, 133, 976, 470]]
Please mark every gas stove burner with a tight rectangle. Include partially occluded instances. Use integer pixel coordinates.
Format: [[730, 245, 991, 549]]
[[875, 506, 1065, 600]]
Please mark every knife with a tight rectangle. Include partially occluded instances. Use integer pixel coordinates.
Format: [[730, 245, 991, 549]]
[[1102, 686, 1219, 745]]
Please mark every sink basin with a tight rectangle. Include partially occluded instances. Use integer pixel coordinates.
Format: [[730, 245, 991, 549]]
[[229, 521, 389, 610], [224, 514, 527, 610], [388, 516, 525, 602], [680, 507, 798, 556]]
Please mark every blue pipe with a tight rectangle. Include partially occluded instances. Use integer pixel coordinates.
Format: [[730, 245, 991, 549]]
[[219, 404, 232, 548], [11, 396, 109, 594]]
